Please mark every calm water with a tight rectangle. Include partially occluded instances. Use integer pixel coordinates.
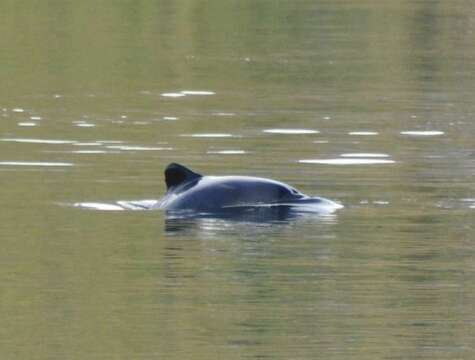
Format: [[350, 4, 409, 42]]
[[1, 1, 474, 359]]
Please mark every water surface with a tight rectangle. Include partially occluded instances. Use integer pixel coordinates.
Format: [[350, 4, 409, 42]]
[[1, 1, 474, 359]]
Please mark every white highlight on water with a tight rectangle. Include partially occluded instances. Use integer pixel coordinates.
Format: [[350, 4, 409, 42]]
[[72, 150, 108, 154], [348, 131, 379, 136], [73, 142, 102, 146], [0, 161, 73, 167], [400, 130, 444, 136], [18, 122, 37, 127], [340, 153, 390, 158], [106, 145, 173, 151], [263, 129, 319, 135], [207, 150, 247, 154], [299, 158, 395, 165], [161, 90, 215, 97], [12, 108, 25, 113], [214, 112, 236, 117], [75, 123, 96, 128], [180, 90, 215, 95], [161, 93, 186, 98], [1, 138, 76, 144], [189, 133, 234, 138]]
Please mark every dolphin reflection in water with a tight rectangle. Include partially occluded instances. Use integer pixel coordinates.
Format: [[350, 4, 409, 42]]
[[155, 163, 343, 222]]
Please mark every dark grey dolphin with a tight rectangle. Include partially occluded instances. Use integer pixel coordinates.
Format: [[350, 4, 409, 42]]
[[156, 163, 342, 214]]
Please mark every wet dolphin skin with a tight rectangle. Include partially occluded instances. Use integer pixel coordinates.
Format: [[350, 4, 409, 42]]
[[156, 163, 342, 213]]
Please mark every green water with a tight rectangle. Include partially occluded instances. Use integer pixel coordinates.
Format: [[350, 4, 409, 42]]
[[1, 1, 474, 359]]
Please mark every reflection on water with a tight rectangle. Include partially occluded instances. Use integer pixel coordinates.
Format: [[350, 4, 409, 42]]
[[1, 1, 475, 359], [164, 210, 339, 235]]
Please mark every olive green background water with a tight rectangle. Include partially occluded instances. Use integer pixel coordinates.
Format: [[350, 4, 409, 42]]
[[1, 1, 474, 359]]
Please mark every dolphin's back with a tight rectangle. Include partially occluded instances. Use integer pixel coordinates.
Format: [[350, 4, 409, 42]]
[[160, 176, 305, 211]]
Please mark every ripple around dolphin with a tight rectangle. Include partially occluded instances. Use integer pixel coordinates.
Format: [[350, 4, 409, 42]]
[[72, 198, 343, 223], [73, 200, 158, 211]]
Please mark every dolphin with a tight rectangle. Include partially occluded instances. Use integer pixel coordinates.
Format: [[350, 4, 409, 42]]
[[156, 163, 342, 215]]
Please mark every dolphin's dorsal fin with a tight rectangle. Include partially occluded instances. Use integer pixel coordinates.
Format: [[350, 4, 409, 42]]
[[165, 163, 202, 190]]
